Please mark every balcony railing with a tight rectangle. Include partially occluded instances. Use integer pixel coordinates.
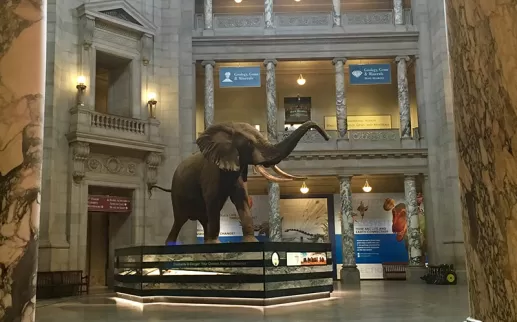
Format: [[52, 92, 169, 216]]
[[194, 9, 413, 34], [90, 111, 147, 136]]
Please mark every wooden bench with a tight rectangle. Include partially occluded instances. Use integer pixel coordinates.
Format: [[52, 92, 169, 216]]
[[382, 262, 408, 280], [36, 271, 89, 299]]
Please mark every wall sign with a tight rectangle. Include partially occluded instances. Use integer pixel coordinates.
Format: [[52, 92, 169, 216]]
[[284, 96, 311, 124], [219, 66, 261, 88], [349, 64, 392, 85], [88, 195, 131, 213], [324, 115, 392, 131]]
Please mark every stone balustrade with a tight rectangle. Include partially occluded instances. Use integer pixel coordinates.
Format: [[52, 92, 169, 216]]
[[194, 9, 413, 34], [90, 111, 147, 135]]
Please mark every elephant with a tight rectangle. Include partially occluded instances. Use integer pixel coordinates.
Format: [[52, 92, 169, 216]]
[[149, 121, 330, 244]]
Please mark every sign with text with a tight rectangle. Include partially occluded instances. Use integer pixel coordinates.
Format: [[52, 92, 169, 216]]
[[286, 252, 327, 266], [219, 66, 261, 88], [349, 64, 392, 85], [88, 195, 131, 213], [324, 115, 392, 130], [284, 96, 311, 124]]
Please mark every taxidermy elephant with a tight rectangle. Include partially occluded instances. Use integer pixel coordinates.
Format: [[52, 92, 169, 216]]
[[149, 121, 330, 244]]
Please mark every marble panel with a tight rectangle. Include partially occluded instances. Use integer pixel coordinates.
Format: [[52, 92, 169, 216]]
[[141, 252, 263, 262], [265, 278, 333, 291], [142, 282, 264, 291], [265, 265, 333, 275]]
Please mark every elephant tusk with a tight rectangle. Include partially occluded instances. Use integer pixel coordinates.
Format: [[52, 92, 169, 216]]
[[272, 165, 307, 181], [253, 165, 292, 182]]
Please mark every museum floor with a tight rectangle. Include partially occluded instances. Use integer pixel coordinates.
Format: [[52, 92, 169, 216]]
[[35, 281, 469, 321]]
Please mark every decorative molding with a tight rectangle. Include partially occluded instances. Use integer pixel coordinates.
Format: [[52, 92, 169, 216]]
[[350, 130, 398, 141], [215, 15, 263, 29], [80, 15, 95, 49], [145, 152, 162, 186], [342, 11, 394, 25], [86, 155, 139, 176], [94, 20, 141, 39], [283, 149, 428, 161], [275, 13, 332, 27], [141, 33, 153, 65], [99, 8, 141, 26], [71, 142, 91, 183]]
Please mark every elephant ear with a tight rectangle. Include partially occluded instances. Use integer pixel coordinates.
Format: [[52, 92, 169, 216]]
[[196, 124, 240, 171]]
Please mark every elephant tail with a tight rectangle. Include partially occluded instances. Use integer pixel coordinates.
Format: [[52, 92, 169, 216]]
[[147, 184, 171, 198]]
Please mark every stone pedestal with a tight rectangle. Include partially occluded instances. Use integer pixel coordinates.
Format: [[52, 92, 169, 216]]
[[0, 2, 46, 320], [340, 266, 361, 285]]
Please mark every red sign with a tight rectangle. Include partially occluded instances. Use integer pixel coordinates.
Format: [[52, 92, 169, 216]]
[[88, 195, 132, 213]]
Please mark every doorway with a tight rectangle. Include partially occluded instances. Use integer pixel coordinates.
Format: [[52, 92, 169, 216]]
[[86, 186, 133, 290]]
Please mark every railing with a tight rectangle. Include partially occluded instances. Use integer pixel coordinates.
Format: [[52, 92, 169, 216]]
[[90, 111, 147, 135], [195, 9, 413, 31]]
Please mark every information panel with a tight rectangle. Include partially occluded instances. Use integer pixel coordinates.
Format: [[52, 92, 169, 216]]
[[286, 252, 327, 266]]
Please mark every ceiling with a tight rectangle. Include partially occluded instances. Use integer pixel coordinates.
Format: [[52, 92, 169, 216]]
[[247, 174, 423, 195], [196, 0, 412, 13]]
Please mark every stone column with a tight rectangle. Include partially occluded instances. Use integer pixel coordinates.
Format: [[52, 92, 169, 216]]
[[264, 59, 278, 142], [404, 175, 422, 266], [268, 182, 282, 242], [396, 56, 412, 138], [202, 60, 215, 129], [333, 58, 348, 138], [204, 0, 213, 30], [0, 2, 46, 320], [332, 0, 341, 27], [338, 176, 360, 284], [393, 0, 404, 25], [413, 55, 426, 140], [445, 1, 517, 320], [264, 0, 274, 29]]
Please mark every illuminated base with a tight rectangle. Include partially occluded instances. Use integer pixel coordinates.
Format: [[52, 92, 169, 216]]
[[115, 291, 331, 307]]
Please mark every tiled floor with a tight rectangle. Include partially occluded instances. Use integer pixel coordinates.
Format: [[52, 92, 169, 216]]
[[35, 281, 469, 322]]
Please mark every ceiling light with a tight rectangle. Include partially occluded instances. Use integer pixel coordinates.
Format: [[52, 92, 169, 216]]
[[297, 74, 306, 85], [362, 179, 372, 193], [300, 181, 309, 194], [235, 0, 242, 3]]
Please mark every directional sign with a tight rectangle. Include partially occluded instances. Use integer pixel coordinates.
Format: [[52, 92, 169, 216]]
[[349, 64, 392, 85], [219, 66, 261, 88]]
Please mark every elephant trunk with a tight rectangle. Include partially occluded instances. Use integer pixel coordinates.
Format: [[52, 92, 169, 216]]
[[263, 121, 330, 166]]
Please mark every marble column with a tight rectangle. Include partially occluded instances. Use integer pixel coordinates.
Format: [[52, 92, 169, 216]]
[[0, 1, 46, 320], [445, 1, 517, 321], [202, 60, 215, 129], [396, 56, 412, 138], [393, 0, 404, 25], [332, 0, 341, 27], [264, 0, 274, 29], [333, 58, 348, 138], [264, 59, 278, 142], [404, 175, 422, 266], [268, 182, 282, 242], [338, 176, 360, 283], [204, 0, 213, 30]]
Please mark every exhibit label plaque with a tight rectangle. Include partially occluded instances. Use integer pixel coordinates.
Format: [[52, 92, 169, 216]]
[[286, 252, 327, 266], [324, 115, 392, 131], [88, 195, 131, 213]]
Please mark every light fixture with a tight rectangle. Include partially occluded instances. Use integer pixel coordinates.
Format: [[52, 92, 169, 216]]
[[297, 74, 306, 85], [76, 75, 86, 91], [300, 181, 309, 194], [254, 124, 261, 131], [295, 0, 301, 2], [362, 179, 372, 193], [234, 0, 242, 3], [147, 92, 157, 118]]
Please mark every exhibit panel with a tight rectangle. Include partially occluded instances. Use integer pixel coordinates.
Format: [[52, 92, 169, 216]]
[[114, 242, 333, 306]]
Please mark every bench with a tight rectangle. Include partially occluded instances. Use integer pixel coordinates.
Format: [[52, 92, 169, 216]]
[[382, 262, 407, 280], [36, 271, 89, 299]]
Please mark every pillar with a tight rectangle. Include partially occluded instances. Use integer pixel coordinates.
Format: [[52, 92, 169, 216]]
[[332, 0, 341, 27], [333, 58, 348, 138], [393, 0, 404, 25], [338, 176, 360, 284], [264, 0, 274, 29], [204, 0, 213, 30], [414, 55, 427, 139], [0, 1, 46, 320], [445, 0, 517, 321], [202, 60, 215, 129], [268, 182, 281, 242], [404, 175, 422, 266], [396, 56, 412, 138], [264, 59, 278, 142]]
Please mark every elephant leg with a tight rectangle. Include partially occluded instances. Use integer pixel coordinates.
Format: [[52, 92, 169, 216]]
[[204, 204, 222, 244], [165, 217, 187, 245], [230, 179, 258, 243]]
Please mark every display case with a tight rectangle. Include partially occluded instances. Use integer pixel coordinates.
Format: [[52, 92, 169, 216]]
[[114, 242, 333, 306]]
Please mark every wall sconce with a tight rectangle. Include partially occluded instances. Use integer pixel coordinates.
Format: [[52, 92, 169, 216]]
[[300, 181, 309, 194], [76, 75, 87, 106], [362, 179, 372, 193], [147, 92, 157, 118]]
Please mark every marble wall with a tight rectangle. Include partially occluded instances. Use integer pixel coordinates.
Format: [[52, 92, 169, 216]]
[[0, 1, 46, 320], [445, 1, 517, 321]]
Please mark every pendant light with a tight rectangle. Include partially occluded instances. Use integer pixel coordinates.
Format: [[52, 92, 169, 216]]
[[362, 179, 372, 193], [297, 61, 306, 85], [300, 181, 309, 194]]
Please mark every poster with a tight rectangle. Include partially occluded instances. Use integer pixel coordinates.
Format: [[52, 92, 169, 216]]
[[286, 252, 327, 266], [280, 198, 329, 243]]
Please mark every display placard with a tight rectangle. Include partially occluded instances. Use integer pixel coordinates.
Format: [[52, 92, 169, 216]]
[[284, 96, 311, 124], [88, 195, 131, 213], [286, 252, 327, 266], [324, 115, 392, 130]]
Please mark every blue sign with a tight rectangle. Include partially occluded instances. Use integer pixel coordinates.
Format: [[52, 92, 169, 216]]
[[334, 233, 408, 265], [349, 64, 392, 85], [219, 66, 261, 88]]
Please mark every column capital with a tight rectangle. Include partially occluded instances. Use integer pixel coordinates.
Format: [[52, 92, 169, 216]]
[[337, 175, 353, 181], [395, 55, 410, 63], [332, 57, 347, 65], [264, 59, 277, 66], [404, 174, 417, 181], [201, 60, 215, 67]]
